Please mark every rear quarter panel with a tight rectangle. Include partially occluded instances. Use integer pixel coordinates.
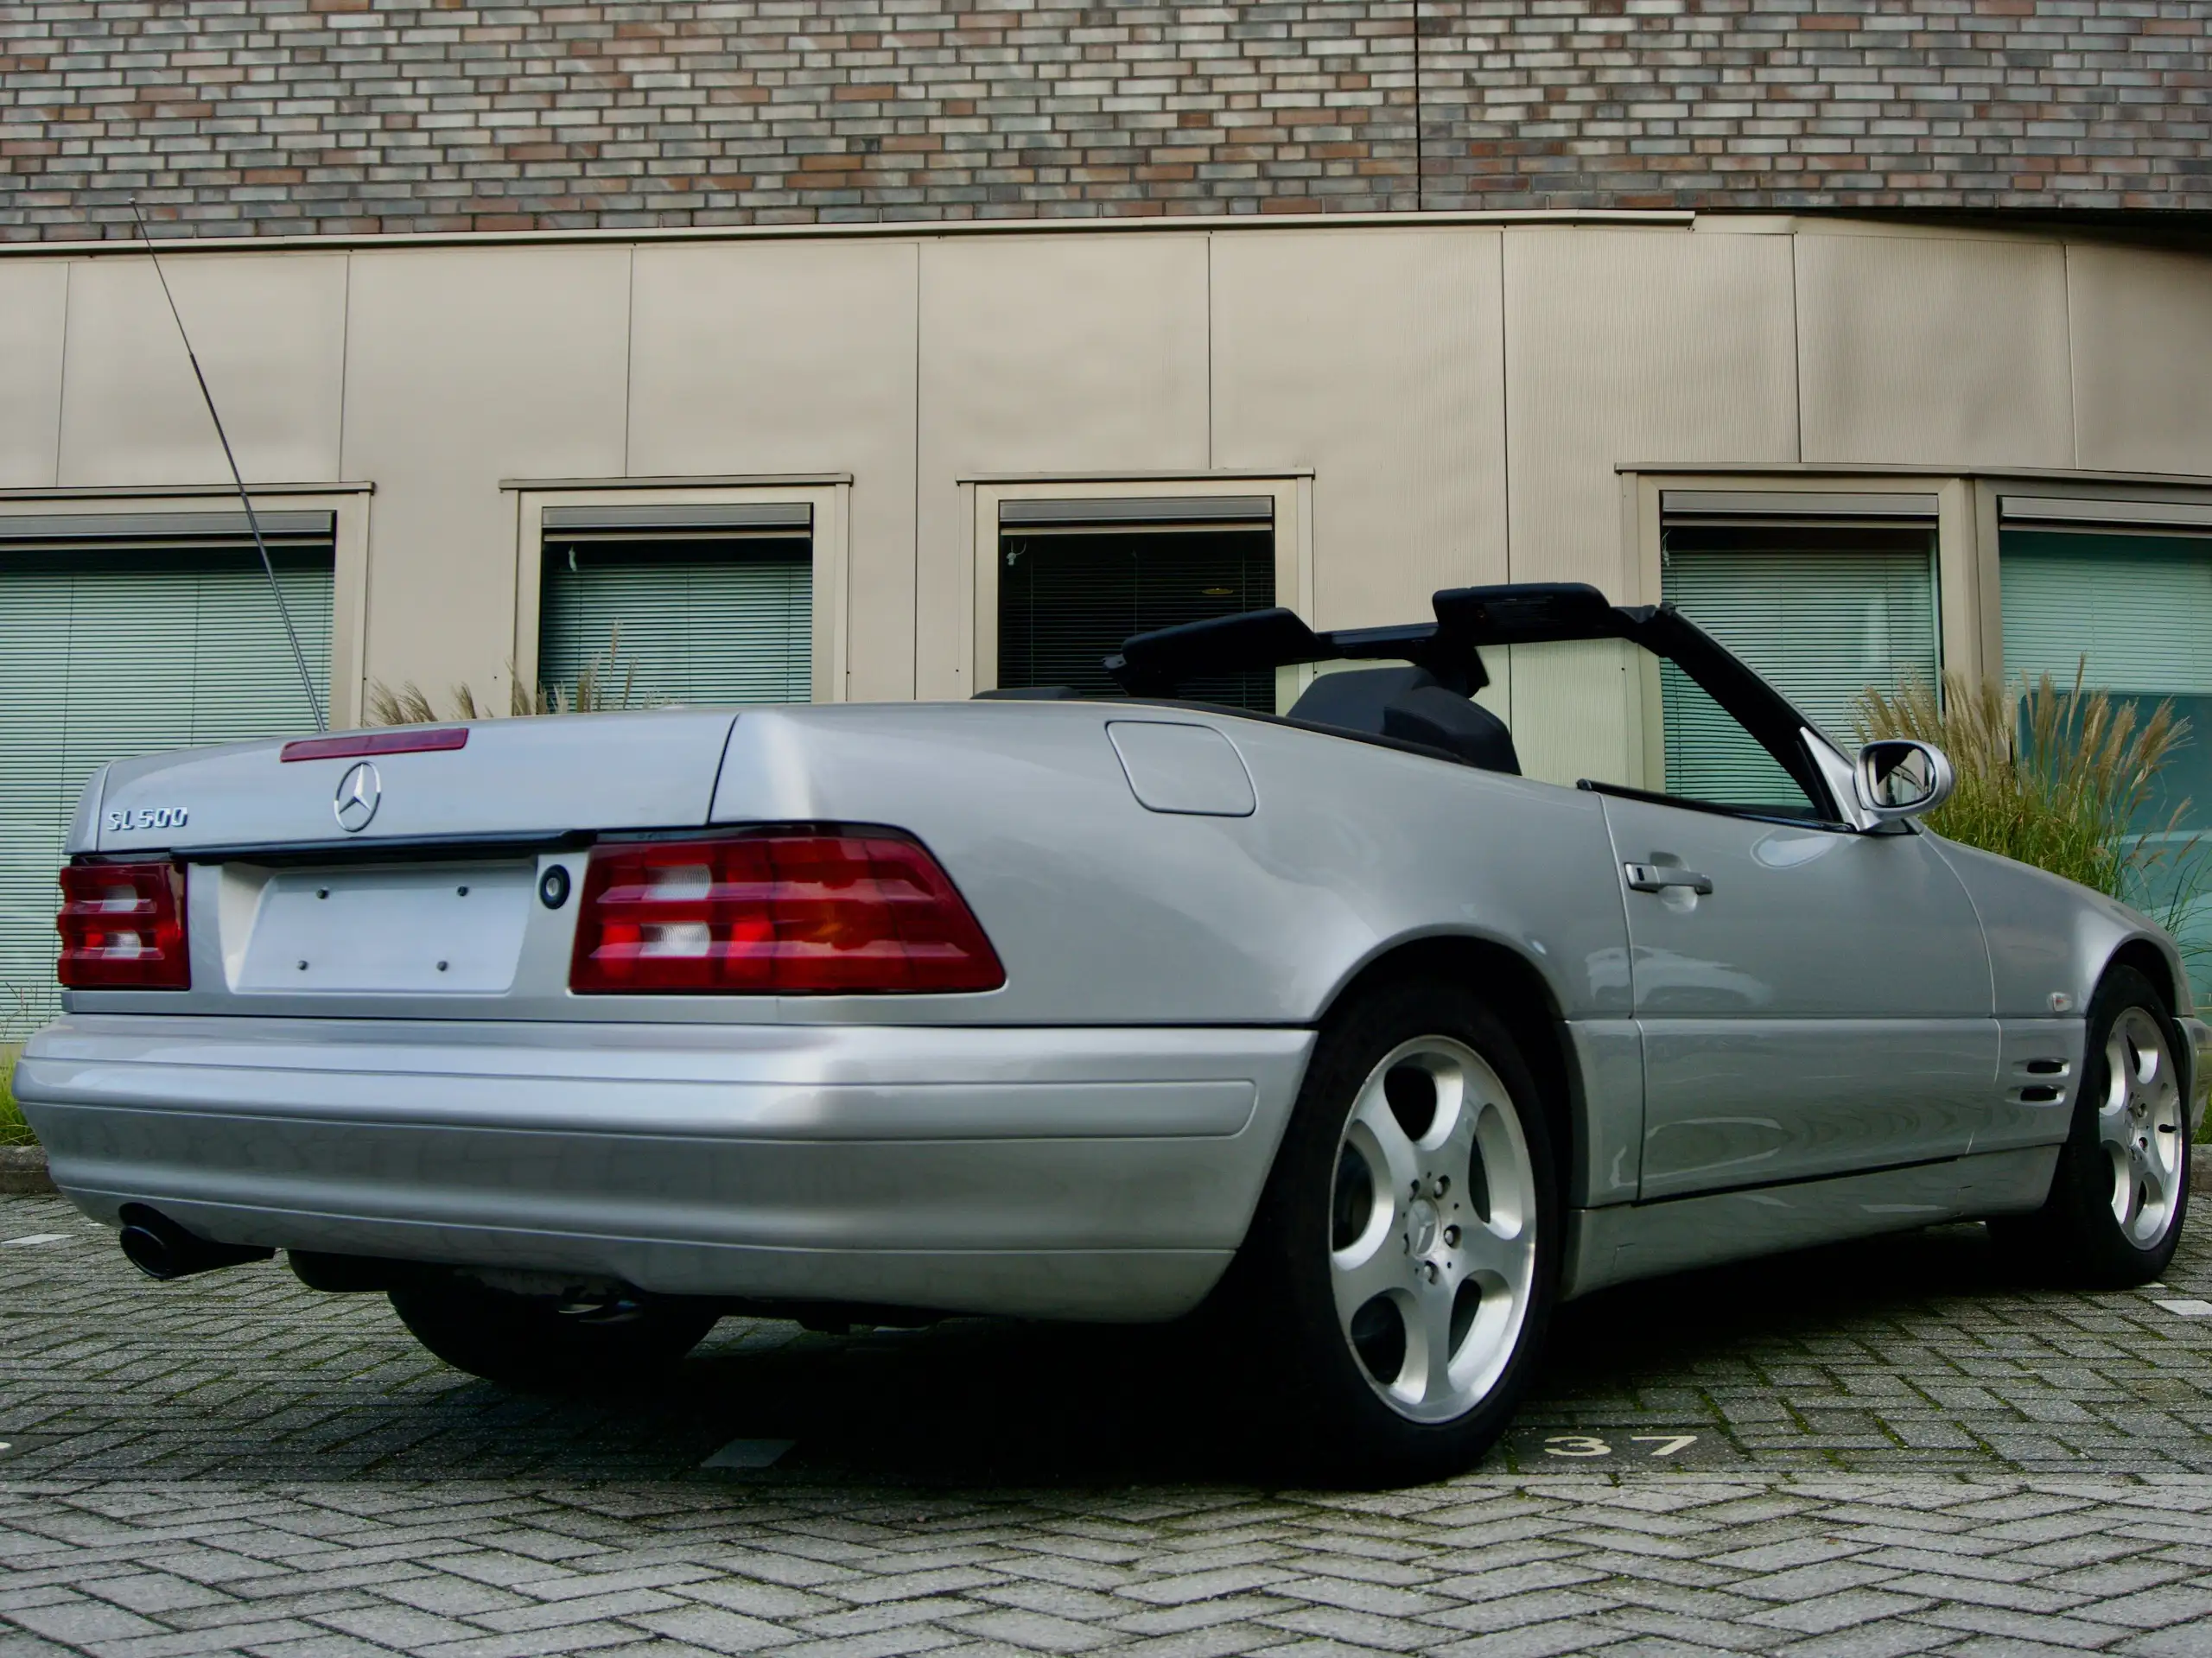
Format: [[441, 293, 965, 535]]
[[709, 703, 1630, 1027]]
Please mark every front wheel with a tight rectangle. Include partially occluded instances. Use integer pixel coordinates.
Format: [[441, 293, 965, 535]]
[[1230, 981, 1558, 1485], [1993, 965, 2191, 1286], [388, 1277, 721, 1393]]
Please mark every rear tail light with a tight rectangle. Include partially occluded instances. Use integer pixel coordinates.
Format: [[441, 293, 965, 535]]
[[57, 862, 190, 990], [569, 831, 1006, 994]]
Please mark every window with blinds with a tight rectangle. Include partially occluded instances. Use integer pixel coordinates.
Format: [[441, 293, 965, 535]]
[[537, 505, 813, 710], [1659, 521, 1940, 809], [2001, 525, 2212, 849], [995, 497, 1276, 709], [0, 512, 335, 1025]]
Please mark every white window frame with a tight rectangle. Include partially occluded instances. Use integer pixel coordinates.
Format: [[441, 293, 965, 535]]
[[509, 478, 851, 706], [963, 473, 1313, 711], [0, 485, 371, 727]]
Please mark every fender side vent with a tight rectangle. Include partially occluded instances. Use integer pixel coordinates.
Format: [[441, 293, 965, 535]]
[[2025, 1058, 2069, 1077], [2017, 1084, 2064, 1104]]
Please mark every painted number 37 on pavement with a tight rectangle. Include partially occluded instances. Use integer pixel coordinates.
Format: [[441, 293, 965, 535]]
[[1542, 1433, 1700, 1458]]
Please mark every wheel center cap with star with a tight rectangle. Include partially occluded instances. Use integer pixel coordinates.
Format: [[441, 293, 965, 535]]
[[1406, 1197, 1440, 1257]]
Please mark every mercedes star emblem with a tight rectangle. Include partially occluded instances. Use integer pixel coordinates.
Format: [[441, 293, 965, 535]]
[[334, 760, 381, 833]]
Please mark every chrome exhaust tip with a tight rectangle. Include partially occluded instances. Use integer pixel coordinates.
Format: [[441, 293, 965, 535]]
[[117, 1204, 276, 1281]]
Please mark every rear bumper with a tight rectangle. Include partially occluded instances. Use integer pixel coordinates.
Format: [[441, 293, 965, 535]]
[[14, 1014, 1314, 1321]]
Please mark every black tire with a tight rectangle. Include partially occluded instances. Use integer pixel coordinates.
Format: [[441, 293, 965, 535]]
[[1227, 979, 1560, 1487], [1991, 965, 2192, 1287], [387, 1277, 721, 1393]]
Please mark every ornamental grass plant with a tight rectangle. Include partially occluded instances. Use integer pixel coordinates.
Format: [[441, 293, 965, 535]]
[[2, 984, 35, 1147], [366, 626, 639, 725], [1854, 668, 2198, 912], [0, 1050, 29, 1148]]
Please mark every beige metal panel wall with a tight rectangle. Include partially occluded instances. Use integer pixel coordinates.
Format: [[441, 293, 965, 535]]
[[1504, 226, 1798, 596], [1796, 231, 2072, 469], [1506, 638, 1641, 791], [1211, 228, 1506, 630], [0, 261, 67, 487], [56, 254, 348, 486], [1503, 225, 1797, 787], [340, 246, 631, 708], [2067, 242, 2212, 478], [913, 233, 1211, 699], [627, 240, 920, 702]]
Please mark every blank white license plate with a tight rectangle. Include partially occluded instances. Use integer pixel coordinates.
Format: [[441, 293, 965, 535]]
[[238, 862, 534, 994]]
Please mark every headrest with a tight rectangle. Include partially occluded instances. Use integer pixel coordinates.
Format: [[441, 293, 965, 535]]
[[1287, 667, 1520, 775], [1286, 667, 1438, 731]]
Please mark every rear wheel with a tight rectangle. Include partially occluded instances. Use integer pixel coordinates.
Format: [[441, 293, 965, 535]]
[[1231, 981, 1558, 1485], [1992, 966, 2191, 1286], [387, 1278, 721, 1393]]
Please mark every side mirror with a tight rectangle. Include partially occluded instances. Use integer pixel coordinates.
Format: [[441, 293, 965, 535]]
[[1853, 739, 1955, 823]]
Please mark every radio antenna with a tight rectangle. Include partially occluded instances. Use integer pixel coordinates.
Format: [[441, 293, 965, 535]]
[[130, 200, 326, 733]]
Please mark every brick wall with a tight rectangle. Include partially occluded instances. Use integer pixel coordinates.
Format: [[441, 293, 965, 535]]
[[3, 2, 2208, 241]]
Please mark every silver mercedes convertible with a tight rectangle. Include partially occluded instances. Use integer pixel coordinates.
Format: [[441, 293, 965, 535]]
[[15, 582, 2206, 1483]]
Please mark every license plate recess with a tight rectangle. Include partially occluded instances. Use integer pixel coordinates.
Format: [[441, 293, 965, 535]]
[[236, 861, 535, 994]]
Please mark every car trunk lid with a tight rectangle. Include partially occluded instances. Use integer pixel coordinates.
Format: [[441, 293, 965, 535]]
[[92, 709, 740, 856], [74, 711, 742, 1014]]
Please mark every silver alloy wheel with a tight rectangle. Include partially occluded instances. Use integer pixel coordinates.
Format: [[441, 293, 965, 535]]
[[1329, 1035, 1537, 1424], [2101, 1006, 2186, 1248]]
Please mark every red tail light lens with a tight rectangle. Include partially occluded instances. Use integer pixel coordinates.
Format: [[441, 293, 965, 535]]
[[57, 862, 190, 990], [569, 832, 1006, 994]]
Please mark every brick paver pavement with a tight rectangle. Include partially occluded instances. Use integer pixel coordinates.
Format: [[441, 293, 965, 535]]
[[6, 1191, 2212, 1655]]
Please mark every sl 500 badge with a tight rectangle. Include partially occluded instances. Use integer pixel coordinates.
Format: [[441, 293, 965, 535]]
[[105, 806, 189, 832]]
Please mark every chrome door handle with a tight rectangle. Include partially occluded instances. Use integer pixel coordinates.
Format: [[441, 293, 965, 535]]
[[1624, 862, 1713, 895]]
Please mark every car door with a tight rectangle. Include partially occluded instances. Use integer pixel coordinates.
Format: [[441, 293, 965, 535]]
[[1597, 749, 1996, 1202]]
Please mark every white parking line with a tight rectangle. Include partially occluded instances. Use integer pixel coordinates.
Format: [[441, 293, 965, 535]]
[[2152, 1299, 2212, 1317], [1, 1234, 67, 1248], [702, 1437, 794, 1470]]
